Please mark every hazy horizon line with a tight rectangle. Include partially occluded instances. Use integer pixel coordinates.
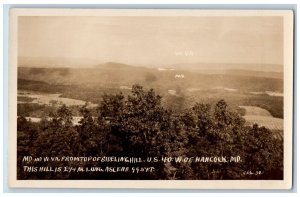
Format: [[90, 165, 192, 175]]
[[17, 56, 284, 67]]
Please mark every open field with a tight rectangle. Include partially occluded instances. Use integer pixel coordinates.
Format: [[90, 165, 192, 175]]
[[18, 90, 94, 106], [240, 106, 283, 131], [243, 115, 283, 130], [239, 106, 273, 117], [25, 116, 83, 125]]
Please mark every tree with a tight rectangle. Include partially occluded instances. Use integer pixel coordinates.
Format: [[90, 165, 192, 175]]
[[30, 105, 80, 179], [77, 105, 100, 155], [241, 124, 283, 179], [96, 85, 174, 179], [17, 116, 38, 179], [17, 86, 283, 180], [97, 92, 125, 155]]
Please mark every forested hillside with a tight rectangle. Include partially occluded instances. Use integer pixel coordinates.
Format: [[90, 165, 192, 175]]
[[17, 85, 283, 180]]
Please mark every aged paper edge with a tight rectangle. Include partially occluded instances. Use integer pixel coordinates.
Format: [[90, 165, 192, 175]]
[[8, 8, 294, 189]]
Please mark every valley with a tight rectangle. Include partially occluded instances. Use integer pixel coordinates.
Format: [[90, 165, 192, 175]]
[[17, 62, 284, 132]]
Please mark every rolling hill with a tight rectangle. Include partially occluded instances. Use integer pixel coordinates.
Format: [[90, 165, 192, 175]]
[[18, 61, 283, 93]]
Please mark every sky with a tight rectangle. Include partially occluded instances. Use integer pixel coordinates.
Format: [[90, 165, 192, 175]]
[[18, 16, 283, 66]]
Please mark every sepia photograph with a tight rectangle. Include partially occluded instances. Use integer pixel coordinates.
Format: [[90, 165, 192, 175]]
[[8, 9, 294, 189]]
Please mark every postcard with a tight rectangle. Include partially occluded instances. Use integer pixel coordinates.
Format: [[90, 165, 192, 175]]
[[8, 8, 294, 189]]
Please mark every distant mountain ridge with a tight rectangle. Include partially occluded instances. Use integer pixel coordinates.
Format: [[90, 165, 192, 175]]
[[168, 63, 283, 73], [94, 62, 147, 70], [18, 56, 283, 74], [18, 56, 99, 68], [189, 69, 283, 79], [95, 62, 132, 69]]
